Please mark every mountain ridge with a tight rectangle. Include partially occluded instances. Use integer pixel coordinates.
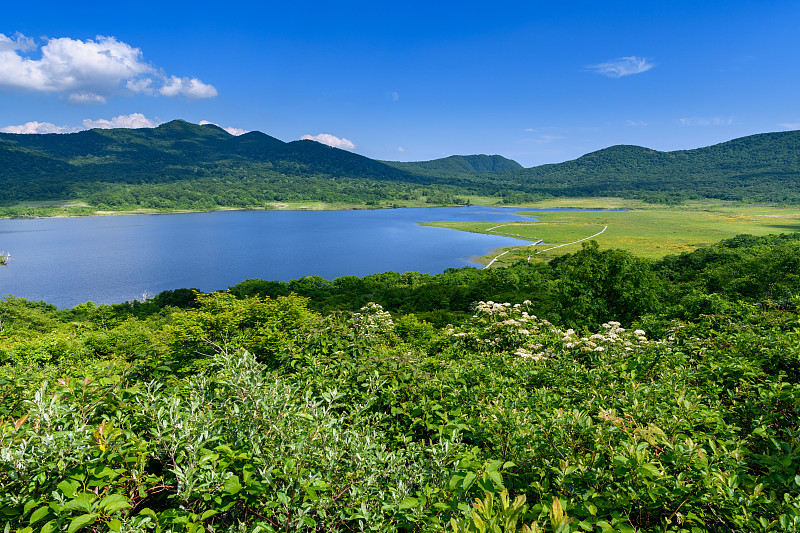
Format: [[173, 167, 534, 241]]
[[1, 120, 799, 207]]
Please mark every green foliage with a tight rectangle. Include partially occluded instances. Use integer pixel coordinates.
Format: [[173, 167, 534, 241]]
[[1, 349, 462, 532], [0, 297, 159, 370], [449, 489, 541, 533], [2, 234, 800, 531], [161, 292, 318, 370], [552, 241, 665, 328]]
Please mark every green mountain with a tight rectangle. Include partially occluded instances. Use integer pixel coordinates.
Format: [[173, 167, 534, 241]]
[[1, 121, 799, 209], [0, 120, 424, 204], [496, 130, 800, 203], [384, 154, 523, 176]]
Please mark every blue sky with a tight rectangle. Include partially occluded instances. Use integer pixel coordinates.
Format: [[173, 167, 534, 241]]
[[2, 1, 798, 167]]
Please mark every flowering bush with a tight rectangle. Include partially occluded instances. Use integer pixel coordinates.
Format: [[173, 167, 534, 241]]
[[350, 302, 395, 339], [447, 301, 651, 365]]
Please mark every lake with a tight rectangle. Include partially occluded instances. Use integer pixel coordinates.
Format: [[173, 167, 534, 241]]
[[0, 206, 541, 308]]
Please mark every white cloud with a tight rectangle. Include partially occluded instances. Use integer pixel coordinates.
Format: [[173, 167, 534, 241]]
[[626, 120, 647, 126], [1, 113, 161, 134], [396, 146, 406, 152], [160, 76, 218, 99], [0, 32, 35, 52], [0, 121, 72, 134], [301, 133, 356, 150], [125, 78, 153, 93], [68, 92, 108, 105], [388, 91, 399, 101], [588, 56, 654, 78], [0, 33, 217, 103], [779, 123, 800, 130], [83, 113, 160, 129], [199, 120, 248, 135], [678, 117, 733, 126]]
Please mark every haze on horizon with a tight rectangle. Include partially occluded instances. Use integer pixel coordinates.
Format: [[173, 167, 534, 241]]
[[1, 0, 798, 168]]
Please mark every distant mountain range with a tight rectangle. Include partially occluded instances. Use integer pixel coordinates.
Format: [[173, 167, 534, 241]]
[[1, 120, 799, 207], [385, 154, 523, 175], [500, 130, 800, 203]]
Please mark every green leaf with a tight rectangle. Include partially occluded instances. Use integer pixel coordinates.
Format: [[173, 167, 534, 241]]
[[57, 480, 79, 499], [67, 513, 99, 533], [89, 466, 118, 481], [200, 509, 219, 521], [637, 463, 660, 478], [97, 494, 131, 514], [398, 497, 420, 509], [488, 469, 504, 488], [304, 486, 319, 501], [40, 521, 57, 533], [312, 479, 331, 490], [462, 471, 477, 490], [29, 506, 50, 525], [63, 494, 94, 514], [224, 475, 242, 495], [448, 474, 464, 490], [108, 519, 122, 532], [23, 500, 40, 515], [138, 508, 157, 519]]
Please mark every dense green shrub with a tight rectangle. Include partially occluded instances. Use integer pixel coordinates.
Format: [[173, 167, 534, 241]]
[[2, 235, 800, 531]]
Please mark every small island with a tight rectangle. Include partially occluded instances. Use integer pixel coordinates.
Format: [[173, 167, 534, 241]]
[[0, 252, 9, 265]]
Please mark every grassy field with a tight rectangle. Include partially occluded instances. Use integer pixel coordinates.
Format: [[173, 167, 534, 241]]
[[422, 198, 800, 266]]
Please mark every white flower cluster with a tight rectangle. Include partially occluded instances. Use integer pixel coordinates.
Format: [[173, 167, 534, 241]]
[[351, 302, 394, 338], [451, 301, 556, 359], [561, 322, 649, 354], [450, 303, 651, 363]]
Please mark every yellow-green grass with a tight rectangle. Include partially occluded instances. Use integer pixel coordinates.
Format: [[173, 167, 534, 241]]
[[3, 198, 446, 218], [422, 200, 800, 267], [11, 200, 91, 209]]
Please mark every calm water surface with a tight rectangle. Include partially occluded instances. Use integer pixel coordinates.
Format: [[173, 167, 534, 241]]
[[0, 207, 541, 308]]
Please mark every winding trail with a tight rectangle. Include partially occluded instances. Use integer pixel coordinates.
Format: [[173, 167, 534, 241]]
[[536, 225, 608, 253], [484, 250, 509, 268], [482, 224, 608, 268]]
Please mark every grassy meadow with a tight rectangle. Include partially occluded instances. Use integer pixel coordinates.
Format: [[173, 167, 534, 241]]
[[423, 198, 800, 266]]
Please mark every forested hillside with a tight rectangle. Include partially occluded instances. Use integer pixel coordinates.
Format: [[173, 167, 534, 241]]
[[384, 155, 523, 176], [494, 131, 800, 204], [0, 121, 444, 209], [2, 122, 800, 213], [2, 234, 799, 531]]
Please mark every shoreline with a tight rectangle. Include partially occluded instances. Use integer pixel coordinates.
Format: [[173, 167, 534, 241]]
[[0, 195, 671, 221], [6, 196, 795, 221], [0, 201, 506, 220]]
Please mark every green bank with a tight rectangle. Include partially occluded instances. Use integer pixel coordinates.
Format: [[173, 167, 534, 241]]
[[422, 199, 800, 266]]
